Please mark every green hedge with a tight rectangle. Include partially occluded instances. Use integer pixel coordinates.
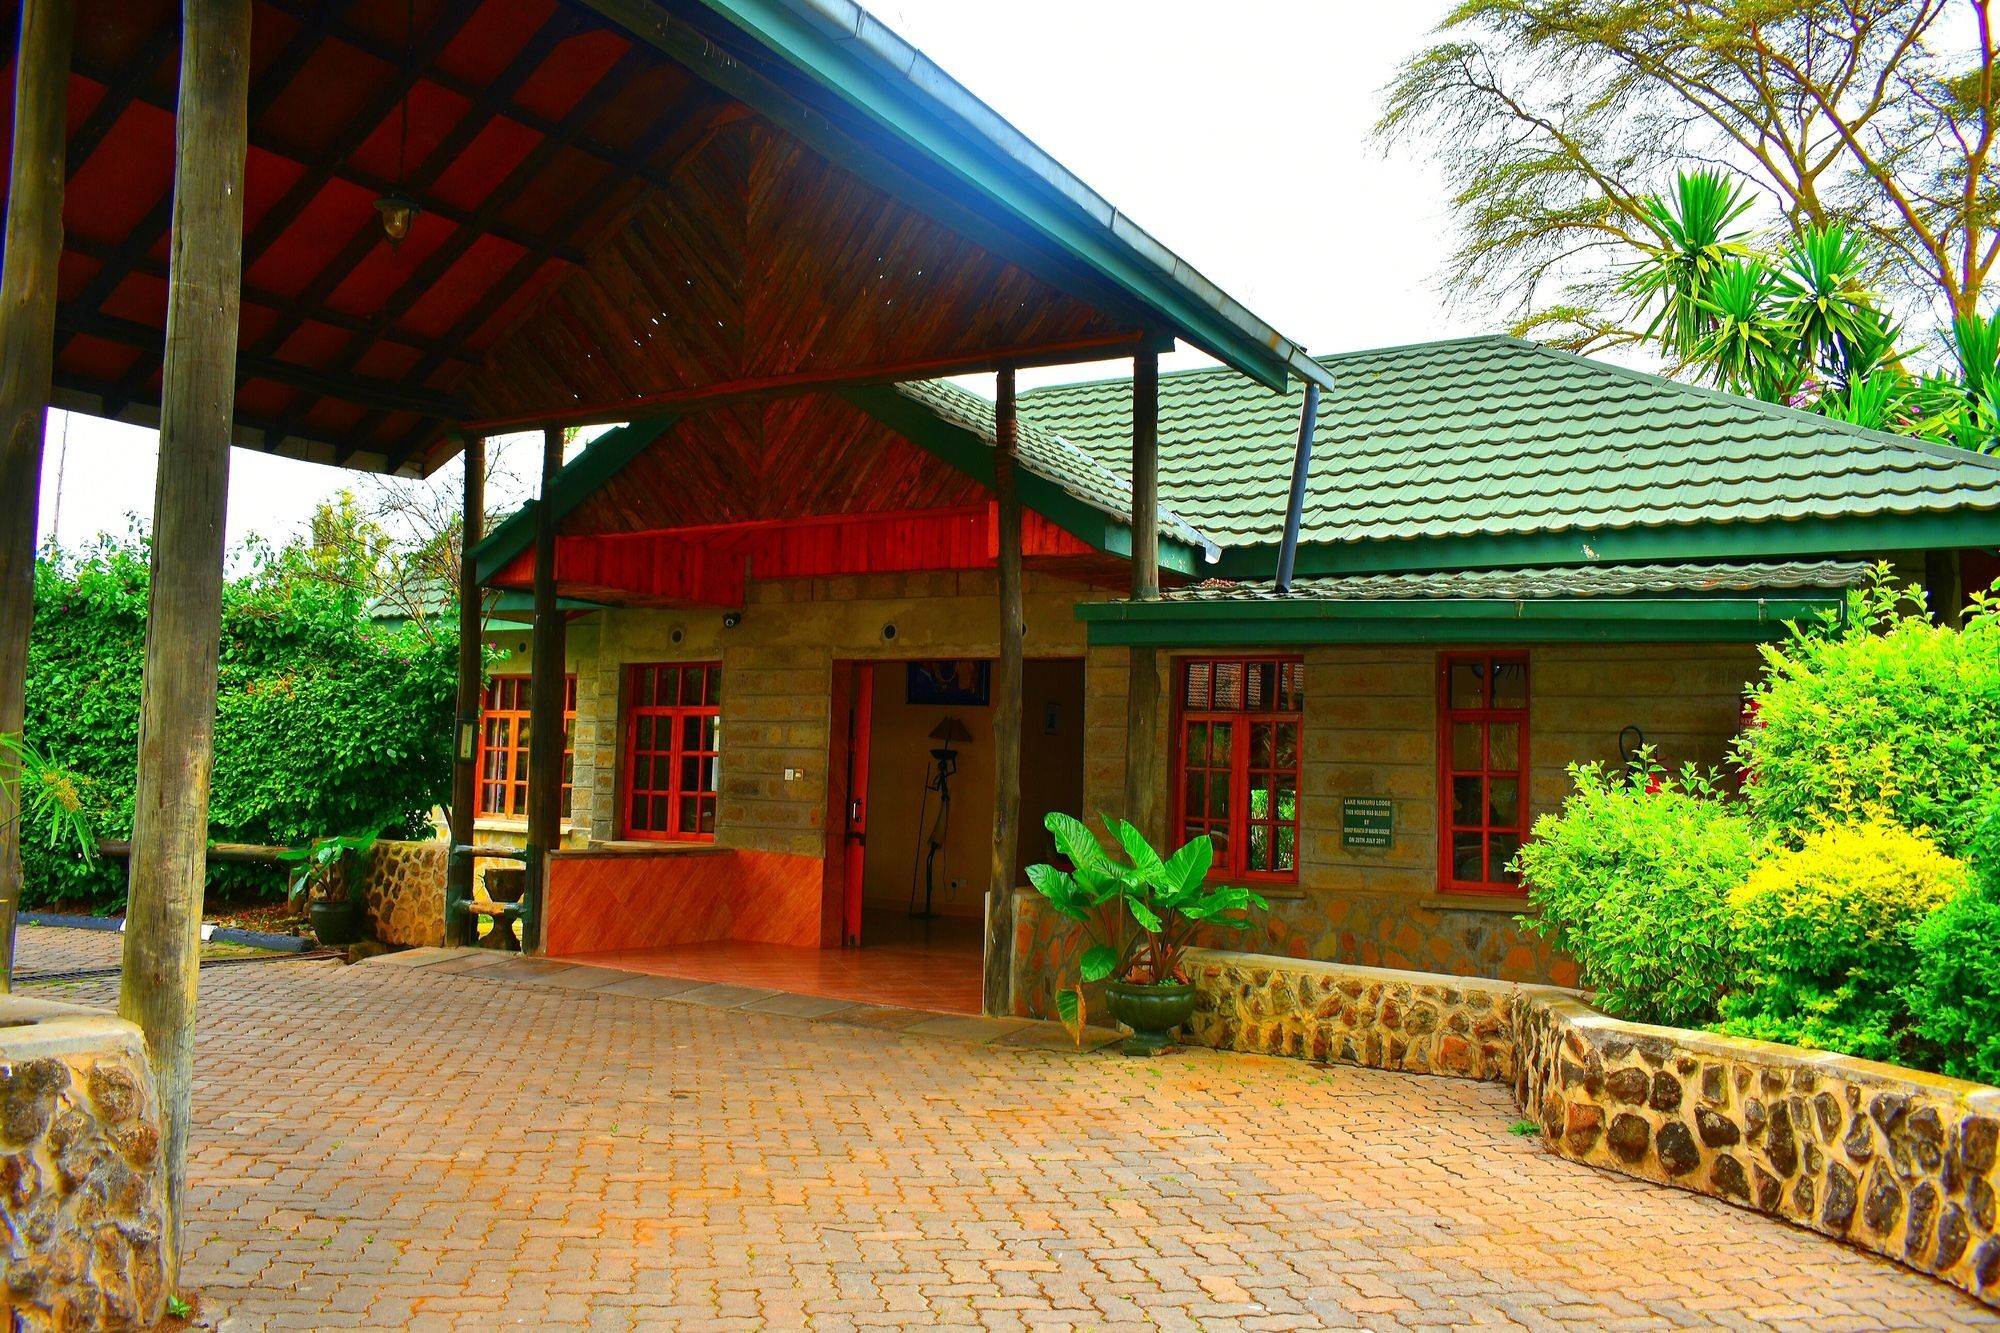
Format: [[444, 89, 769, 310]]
[[23, 536, 455, 909]]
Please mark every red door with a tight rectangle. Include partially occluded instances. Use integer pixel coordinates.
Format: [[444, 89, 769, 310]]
[[841, 664, 874, 946]]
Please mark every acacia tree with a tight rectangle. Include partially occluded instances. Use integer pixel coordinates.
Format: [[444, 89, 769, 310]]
[[1379, 0, 2000, 345]]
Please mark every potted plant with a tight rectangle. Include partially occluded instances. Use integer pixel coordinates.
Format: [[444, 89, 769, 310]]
[[1025, 812, 1267, 1055], [279, 829, 379, 947]]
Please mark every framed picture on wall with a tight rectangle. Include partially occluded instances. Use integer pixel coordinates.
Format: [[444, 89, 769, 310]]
[[907, 660, 991, 706]]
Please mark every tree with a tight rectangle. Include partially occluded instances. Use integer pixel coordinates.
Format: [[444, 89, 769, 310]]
[[1379, 0, 2000, 344]]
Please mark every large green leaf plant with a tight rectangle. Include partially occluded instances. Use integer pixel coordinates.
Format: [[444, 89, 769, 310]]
[[1025, 811, 1267, 1039]]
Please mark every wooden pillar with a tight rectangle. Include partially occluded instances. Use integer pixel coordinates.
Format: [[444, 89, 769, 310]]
[[0, 0, 71, 992], [444, 435, 485, 947], [983, 368, 1023, 1017], [118, 0, 251, 1277], [523, 425, 566, 954], [1123, 346, 1162, 843]]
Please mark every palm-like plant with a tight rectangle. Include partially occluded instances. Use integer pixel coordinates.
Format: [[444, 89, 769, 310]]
[[1026, 812, 1266, 1037], [1772, 224, 1885, 383], [1692, 261, 1794, 401], [1618, 170, 1756, 363], [0, 733, 96, 865]]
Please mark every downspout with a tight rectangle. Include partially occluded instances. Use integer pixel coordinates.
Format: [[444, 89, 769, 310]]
[[1275, 380, 1319, 592]]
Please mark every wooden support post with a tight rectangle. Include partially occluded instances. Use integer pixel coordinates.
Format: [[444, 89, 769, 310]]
[[0, 0, 71, 992], [1123, 346, 1162, 843], [984, 368, 1023, 1018], [118, 0, 250, 1278], [523, 425, 567, 954], [444, 434, 485, 946]]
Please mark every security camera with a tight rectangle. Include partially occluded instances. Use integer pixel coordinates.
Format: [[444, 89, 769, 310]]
[[722, 611, 743, 629]]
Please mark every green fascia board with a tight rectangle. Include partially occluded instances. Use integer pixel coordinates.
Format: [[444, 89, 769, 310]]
[[842, 384, 1203, 576], [660, 0, 1321, 393], [469, 415, 679, 585], [1212, 511, 2000, 581], [1076, 595, 1843, 647]]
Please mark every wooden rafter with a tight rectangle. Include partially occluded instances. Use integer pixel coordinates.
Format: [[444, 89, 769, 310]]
[[62, 15, 179, 177]]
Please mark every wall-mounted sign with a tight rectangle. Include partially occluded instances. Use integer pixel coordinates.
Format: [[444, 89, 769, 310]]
[[1342, 797, 1394, 850]]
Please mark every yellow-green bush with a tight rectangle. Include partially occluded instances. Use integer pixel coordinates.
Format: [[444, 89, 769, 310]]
[[1718, 819, 1968, 1062]]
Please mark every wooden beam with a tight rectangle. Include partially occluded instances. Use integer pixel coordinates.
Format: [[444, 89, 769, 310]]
[[461, 330, 1157, 435], [0, 0, 71, 992], [119, 0, 250, 1284], [983, 367, 1022, 1018], [1124, 345, 1162, 842], [52, 304, 464, 418], [444, 435, 486, 947], [523, 426, 568, 954], [63, 12, 177, 175]]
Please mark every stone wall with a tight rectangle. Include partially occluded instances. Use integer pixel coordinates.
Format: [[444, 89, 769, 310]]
[[1181, 948, 1526, 1081], [0, 995, 169, 1330], [1517, 992, 2000, 1308]]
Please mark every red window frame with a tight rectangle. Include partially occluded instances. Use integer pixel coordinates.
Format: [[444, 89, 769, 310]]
[[622, 663, 722, 842], [1172, 656, 1304, 883], [476, 675, 576, 820], [1437, 652, 1530, 895]]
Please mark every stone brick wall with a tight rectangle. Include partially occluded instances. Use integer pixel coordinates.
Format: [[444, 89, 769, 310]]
[[0, 995, 169, 1330], [1517, 992, 2000, 1309], [1163, 945, 2000, 1309], [359, 840, 447, 948], [1181, 948, 1525, 1081]]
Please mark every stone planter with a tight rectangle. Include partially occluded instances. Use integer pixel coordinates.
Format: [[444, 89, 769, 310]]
[[0, 995, 168, 1330]]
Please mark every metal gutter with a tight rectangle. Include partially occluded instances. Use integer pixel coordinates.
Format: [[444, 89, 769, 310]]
[[683, 0, 1337, 394], [1274, 382, 1319, 592]]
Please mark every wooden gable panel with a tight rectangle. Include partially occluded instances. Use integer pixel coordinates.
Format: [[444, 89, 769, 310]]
[[561, 394, 984, 536]]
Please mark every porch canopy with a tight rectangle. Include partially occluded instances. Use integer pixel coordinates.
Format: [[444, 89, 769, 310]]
[[28, 0, 1331, 473]]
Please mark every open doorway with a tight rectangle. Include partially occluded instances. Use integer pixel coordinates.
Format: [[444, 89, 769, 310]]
[[826, 657, 1084, 970]]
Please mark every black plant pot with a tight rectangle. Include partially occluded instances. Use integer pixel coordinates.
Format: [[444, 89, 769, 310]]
[[309, 897, 363, 947], [1104, 979, 1197, 1056]]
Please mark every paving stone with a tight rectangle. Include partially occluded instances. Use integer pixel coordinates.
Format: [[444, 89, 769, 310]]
[[904, 1014, 1034, 1044], [813, 1004, 939, 1032], [12, 930, 1991, 1332], [517, 965, 630, 991], [669, 983, 783, 1009], [743, 992, 861, 1018], [591, 974, 712, 1000]]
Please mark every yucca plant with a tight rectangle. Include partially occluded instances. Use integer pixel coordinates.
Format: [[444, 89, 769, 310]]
[[1618, 169, 1756, 362], [1773, 224, 1884, 382], [1692, 261, 1793, 400], [0, 732, 96, 867]]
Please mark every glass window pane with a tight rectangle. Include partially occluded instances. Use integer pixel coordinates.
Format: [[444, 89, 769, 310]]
[[1283, 661, 1305, 710], [1488, 777, 1519, 828], [1210, 827, 1230, 862], [699, 800, 717, 835], [1210, 722, 1232, 768], [1489, 832, 1522, 884], [1453, 831, 1483, 881], [1247, 661, 1275, 710], [698, 757, 717, 794], [1452, 776, 1481, 826], [1249, 776, 1272, 820], [1275, 723, 1298, 769], [650, 795, 667, 830], [1213, 661, 1244, 711], [680, 669, 701, 705], [1183, 769, 1204, 820], [681, 757, 701, 793], [1488, 722, 1520, 772], [1184, 661, 1211, 710], [702, 717, 720, 751], [1492, 660, 1528, 709], [1452, 722, 1482, 771], [1276, 825, 1296, 871], [1248, 823, 1270, 871], [1277, 779, 1297, 822], [1211, 772, 1231, 819], [1450, 661, 1485, 708], [679, 796, 699, 833], [705, 667, 722, 703], [1251, 722, 1273, 768], [682, 716, 703, 751], [1185, 721, 1207, 766]]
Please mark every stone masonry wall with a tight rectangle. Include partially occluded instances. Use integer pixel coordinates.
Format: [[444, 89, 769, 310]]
[[1517, 992, 2000, 1308], [359, 840, 447, 948], [0, 995, 169, 1330]]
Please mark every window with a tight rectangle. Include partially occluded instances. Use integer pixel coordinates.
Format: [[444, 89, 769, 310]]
[[623, 663, 722, 841], [1438, 652, 1529, 894], [476, 675, 576, 819], [1175, 657, 1304, 880]]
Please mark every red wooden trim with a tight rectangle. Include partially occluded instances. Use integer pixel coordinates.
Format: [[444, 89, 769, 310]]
[[476, 674, 576, 819], [1435, 651, 1531, 896], [620, 662, 722, 842], [459, 331, 1155, 433]]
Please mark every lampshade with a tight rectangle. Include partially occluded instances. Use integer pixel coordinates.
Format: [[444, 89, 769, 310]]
[[927, 716, 973, 747], [374, 192, 420, 245]]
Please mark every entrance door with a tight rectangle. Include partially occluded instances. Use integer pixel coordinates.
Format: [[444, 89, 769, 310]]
[[841, 664, 874, 946]]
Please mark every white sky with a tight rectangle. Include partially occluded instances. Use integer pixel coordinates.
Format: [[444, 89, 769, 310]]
[[36, 0, 1460, 556]]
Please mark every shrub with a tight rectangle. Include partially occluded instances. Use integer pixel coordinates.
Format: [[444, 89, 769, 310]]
[[1516, 761, 1755, 1027], [1718, 819, 1967, 1062], [1735, 568, 2000, 858], [23, 535, 456, 909], [1907, 791, 2000, 1083]]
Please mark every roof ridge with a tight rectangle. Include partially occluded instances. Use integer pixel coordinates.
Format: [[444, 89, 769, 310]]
[[1015, 334, 1525, 403]]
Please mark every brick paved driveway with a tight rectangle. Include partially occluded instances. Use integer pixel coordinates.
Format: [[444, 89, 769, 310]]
[[17, 929, 1997, 1331]]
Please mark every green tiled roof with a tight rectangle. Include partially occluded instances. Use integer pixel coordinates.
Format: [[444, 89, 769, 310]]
[[888, 378, 1214, 554], [1016, 336, 2000, 559], [1158, 560, 1872, 603]]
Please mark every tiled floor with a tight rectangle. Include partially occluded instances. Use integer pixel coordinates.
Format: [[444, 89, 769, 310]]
[[564, 909, 986, 1014]]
